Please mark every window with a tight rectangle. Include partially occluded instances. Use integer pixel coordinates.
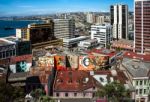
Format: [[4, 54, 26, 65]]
[[144, 80, 147, 85], [99, 77, 104, 82], [140, 81, 143, 85], [136, 89, 138, 94], [136, 80, 138, 85], [144, 89, 147, 94], [139, 89, 143, 95], [83, 93, 86, 97], [65, 93, 68, 97], [0, 53, 2, 58], [56, 93, 59, 97], [57, 79, 63, 83], [74, 93, 77, 97], [92, 93, 95, 97], [68, 79, 73, 84]]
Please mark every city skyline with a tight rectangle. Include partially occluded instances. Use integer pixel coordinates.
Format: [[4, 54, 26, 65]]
[[0, 0, 133, 16]]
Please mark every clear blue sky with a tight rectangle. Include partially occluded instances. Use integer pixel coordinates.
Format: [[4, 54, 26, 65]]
[[0, 0, 133, 16]]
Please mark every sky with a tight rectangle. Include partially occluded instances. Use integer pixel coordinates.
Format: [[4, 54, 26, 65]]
[[0, 0, 133, 16]]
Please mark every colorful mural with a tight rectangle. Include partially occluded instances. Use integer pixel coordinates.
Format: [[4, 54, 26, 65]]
[[54, 55, 66, 71]]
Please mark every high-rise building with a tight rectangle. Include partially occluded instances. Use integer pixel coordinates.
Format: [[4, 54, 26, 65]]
[[134, 0, 150, 54], [91, 24, 112, 47], [86, 13, 96, 24], [110, 4, 128, 40], [54, 19, 75, 39], [96, 16, 105, 25]]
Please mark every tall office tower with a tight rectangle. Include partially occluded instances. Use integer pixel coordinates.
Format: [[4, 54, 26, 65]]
[[91, 24, 112, 47], [110, 4, 128, 40], [86, 13, 96, 24], [54, 19, 75, 39], [134, 0, 150, 54]]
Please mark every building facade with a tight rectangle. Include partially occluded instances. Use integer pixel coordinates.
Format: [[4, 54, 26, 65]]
[[91, 24, 112, 48], [16, 28, 27, 39], [134, 0, 150, 53], [96, 16, 105, 25], [86, 13, 96, 24], [0, 38, 16, 59], [78, 39, 99, 50], [27, 23, 55, 44], [110, 4, 128, 40], [54, 19, 75, 39], [16, 23, 55, 44], [63, 36, 89, 48]]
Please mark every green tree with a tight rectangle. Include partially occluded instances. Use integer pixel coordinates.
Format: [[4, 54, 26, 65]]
[[0, 79, 24, 102], [96, 81, 130, 102], [30, 88, 46, 101], [40, 96, 55, 102]]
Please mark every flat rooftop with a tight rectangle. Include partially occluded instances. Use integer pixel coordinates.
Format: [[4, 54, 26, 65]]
[[0, 40, 10, 46], [4, 36, 18, 42]]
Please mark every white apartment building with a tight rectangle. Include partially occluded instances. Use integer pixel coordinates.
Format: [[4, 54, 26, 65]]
[[16, 28, 27, 39], [54, 19, 75, 39], [86, 13, 96, 24], [110, 4, 128, 40], [122, 57, 150, 102], [91, 24, 112, 48]]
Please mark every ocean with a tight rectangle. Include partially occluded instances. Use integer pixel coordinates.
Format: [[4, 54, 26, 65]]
[[0, 20, 43, 37]]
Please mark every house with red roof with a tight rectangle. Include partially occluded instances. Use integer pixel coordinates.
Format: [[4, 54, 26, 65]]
[[53, 71, 101, 98]]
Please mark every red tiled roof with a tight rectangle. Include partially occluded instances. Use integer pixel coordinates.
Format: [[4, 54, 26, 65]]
[[124, 51, 150, 62], [94, 70, 111, 75], [114, 71, 128, 84], [86, 49, 117, 58], [53, 71, 101, 92]]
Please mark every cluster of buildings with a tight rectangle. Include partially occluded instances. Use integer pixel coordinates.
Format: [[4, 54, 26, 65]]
[[86, 13, 110, 24], [0, 0, 150, 102]]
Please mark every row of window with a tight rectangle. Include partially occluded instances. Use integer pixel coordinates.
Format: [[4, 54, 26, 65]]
[[56, 92, 95, 97], [136, 89, 148, 95], [135, 80, 148, 86], [0, 50, 16, 59]]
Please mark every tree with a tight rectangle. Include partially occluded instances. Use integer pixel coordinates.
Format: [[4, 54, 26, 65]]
[[0, 79, 24, 102], [30, 88, 46, 101], [96, 81, 130, 102], [30, 89, 55, 102], [40, 96, 55, 102]]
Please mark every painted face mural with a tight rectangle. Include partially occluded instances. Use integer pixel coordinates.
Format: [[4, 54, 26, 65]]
[[79, 56, 95, 71]]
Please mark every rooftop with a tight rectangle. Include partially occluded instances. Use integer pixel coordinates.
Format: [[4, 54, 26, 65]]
[[0, 40, 11, 46], [112, 39, 133, 46], [86, 48, 118, 57], [53, 71, 101, 92], [124, 51, 150, 62], [122, 58, 150, 78]]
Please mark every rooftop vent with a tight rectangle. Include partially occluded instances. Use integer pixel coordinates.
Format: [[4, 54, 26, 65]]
[[83, 77, 89, 83], [90, 71, 94, 76], [127, 53, 131, 56], [111, 70, 117, 76], [132, 59, 140, 69]]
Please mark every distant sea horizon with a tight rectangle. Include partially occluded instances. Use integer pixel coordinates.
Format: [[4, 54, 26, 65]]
[[0, 20, 43, 37]]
